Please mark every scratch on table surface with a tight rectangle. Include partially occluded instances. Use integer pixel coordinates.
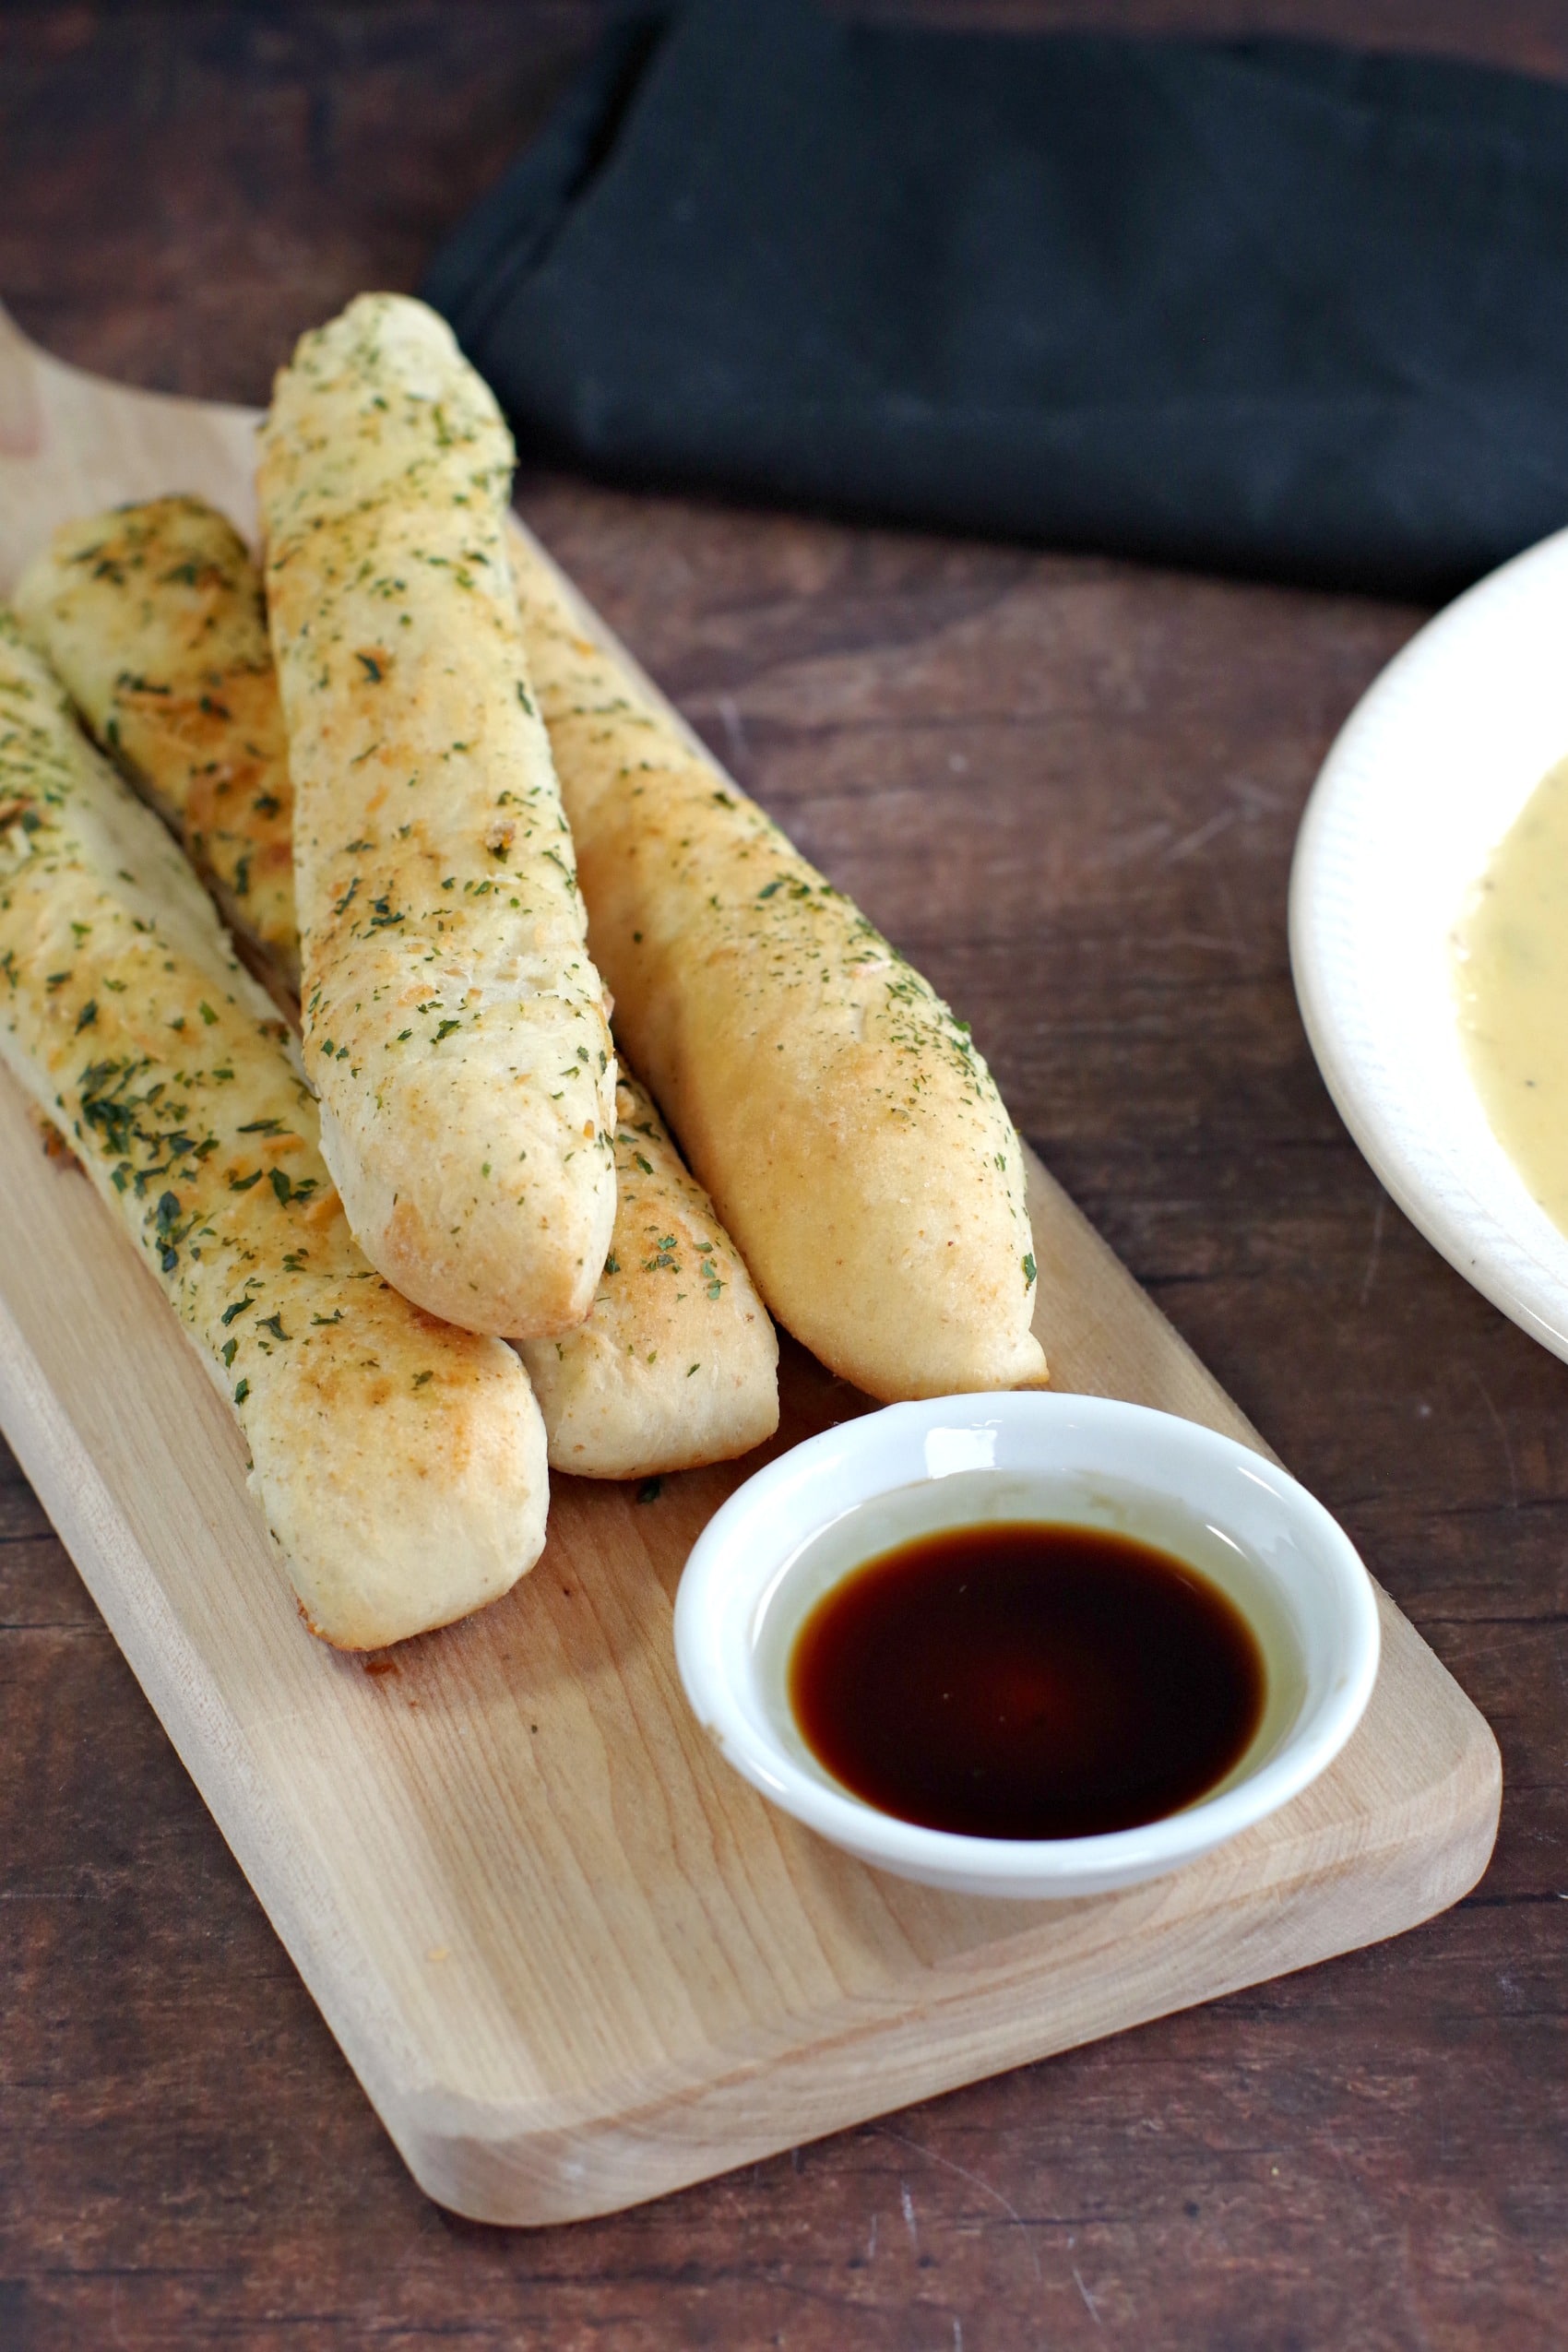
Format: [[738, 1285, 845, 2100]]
[[1084, 818, 1175, 874], [901, 2180, 919, 2251], [1166, 930, 1247, 956], [715, 691, 750, 773], [1162, 804, 1241, 865], [1157, 776, 1284, 871], [1466, 1365, 1520, 1510], [872, 2122, 1042, 2281], [1073, 2265, 1103, 2326]]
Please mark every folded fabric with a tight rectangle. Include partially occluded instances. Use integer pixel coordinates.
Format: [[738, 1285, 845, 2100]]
[[423, 0, 1568, 599]]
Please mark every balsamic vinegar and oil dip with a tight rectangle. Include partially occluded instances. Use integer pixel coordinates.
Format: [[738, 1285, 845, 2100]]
[[788, 1519, 1266, 1842], [678, 1386, 1380, 1901]]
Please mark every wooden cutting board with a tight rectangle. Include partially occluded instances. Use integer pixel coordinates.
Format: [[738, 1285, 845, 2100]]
[[0, 305, 1500, 2227]]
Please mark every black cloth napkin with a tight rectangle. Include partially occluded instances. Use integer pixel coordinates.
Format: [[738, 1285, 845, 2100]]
[[423, 0, 1568, 599]]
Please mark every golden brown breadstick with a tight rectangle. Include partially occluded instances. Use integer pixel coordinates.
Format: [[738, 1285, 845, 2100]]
[[15, 497, 299, 992], [21, 494, 781, 1475], [519, 1075, 778, 1477], [0, 612, 547, 1648], [506, 523, 1048, 1404], [258, 294, 615, 1338]]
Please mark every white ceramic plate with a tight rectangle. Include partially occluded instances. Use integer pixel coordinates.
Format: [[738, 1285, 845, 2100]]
[[1290, 525, 1568, 1360]]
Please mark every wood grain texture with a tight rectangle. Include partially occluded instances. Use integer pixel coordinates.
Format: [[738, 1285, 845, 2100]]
[[1, 5, 1563, 2346], [0, 298, 1501, 2227], [0, 1051, 1498, 2219]]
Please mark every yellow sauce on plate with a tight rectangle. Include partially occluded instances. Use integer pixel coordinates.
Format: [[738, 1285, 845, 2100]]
[[1455, 754, 1568, 1235]]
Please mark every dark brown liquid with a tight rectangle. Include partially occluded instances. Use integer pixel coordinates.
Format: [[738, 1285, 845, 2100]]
[[789, 1522, 1266, 1840]]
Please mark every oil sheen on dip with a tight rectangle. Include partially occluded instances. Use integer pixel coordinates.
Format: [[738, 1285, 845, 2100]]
[[787, 1523, 1265, 1840], [1455, 754, 1568, 1235]]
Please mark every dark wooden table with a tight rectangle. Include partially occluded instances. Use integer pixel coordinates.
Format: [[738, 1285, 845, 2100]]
[[3, 5, 1564, 2346]]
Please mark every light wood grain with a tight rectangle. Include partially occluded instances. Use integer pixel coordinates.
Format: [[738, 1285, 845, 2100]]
[[0, 304, 1501, 2226]]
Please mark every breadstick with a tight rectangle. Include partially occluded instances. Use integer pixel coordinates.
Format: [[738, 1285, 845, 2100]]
[[14, 496, 299, 993], [258, 294, 614, 1338], [505, 525, 1048, 1404], [519, 1075, 778, 1478], [0, 612, 547, 1648], [23, 496, 780, 1476]]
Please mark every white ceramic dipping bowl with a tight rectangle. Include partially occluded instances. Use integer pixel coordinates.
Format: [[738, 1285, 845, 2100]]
[[674, 1393, 1380, 1900]]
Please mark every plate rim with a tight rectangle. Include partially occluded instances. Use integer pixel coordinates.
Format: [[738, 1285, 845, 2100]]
[[1289, 520, 1568, 1363]]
